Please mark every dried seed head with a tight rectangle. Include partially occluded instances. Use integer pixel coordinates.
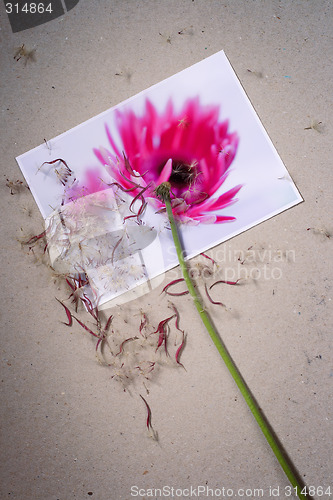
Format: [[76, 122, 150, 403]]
[[155, 182, 171, 202]]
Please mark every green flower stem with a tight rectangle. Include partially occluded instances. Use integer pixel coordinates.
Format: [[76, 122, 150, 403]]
[[161, 187, 309, 500]]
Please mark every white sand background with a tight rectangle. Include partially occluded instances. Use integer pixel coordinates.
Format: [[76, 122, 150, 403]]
[[0, 1, 332, 499]]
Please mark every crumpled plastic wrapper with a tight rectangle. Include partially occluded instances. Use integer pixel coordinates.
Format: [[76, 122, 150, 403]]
[[45, 187, 164, 308]]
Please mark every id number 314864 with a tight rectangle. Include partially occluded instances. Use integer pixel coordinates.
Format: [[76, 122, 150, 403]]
[[285, 485, 332, 497], [5, 3, 53, 14]]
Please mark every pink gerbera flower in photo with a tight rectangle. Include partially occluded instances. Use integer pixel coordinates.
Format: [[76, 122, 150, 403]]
[[94, 97, 241, 224]]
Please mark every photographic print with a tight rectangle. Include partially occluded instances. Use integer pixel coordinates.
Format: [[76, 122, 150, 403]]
[[16, 50, 302, 306]]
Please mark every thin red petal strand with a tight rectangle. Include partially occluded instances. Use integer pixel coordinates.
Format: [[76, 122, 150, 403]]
[[123, 152, 136, 176], [65, 278, 76, 292], [204, 284, 225, 308], [122, 152, 147, 178], [210, 279, 240, 288], [115, 337, 138, 356], [169, 303, 184, 334], [41, 158, 72, 172], [175, 332, 186, 370], [137, 200, 147, 217], [129, 184, 151, 214], [112, 236, 123, 264], [118, 169, 145, 190], [139, 313, 148, 335], [105, 181, 138, 193], [164, 332, 170, 357], [103, 314, 113, 333], [82, 294, 98, 321], [39, 159, 72, 186], [140, 394, 152, 430], [200, 253, 216, 266], [56, 298, 72, 326], [73, 316, 99, 338], [155, 330, 166, 353], [154, 315, 175, 353], [95, 336, 105, 351], [153, 315, 175, 334], [155, 327, 170, 356], [162, 279, 188, 296], [123, 214, 139, 222], [26, 230, 47, 245], [164, 290, 189, 297], [147, 361, 155, 374]]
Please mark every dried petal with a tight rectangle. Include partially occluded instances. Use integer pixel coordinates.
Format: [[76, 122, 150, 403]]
[[210, 279, 240, 288], [111, 236, 123, 264], [175, 332, 187, 370], [103, 314, 113, 333], [161, 278, 189, 296], [200, 252, 217, 266], [140, 394, 152, 429], [56, 297, 72, 326], [73, 316, 99, 338], [169, 303, 184, 334], [205, 284, 225, 307], [115, 337, 138, 356], [153, 315, 175, 354], [139, 312, 148, 336]]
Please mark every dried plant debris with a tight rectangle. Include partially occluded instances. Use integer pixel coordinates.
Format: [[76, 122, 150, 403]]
[[6, 178, 29, 195], [304, 119, 323, 133], [55, 298, 73, 326], [20, 215, 255, 434], [49, 266, 189, 390], [177, 26, 194, 36], [210, 279, 240, 287], [114, 69, 133, 82], [204, 283, 225, 308], [307, 227, 332, 239], [14, 44, 36, 65], [20, 229, 49, 258], [200, 252, 217, 266], [162, 278, 189, 296], [247, 69, 263, 78], [175, 331, 186, 370], [16, 153, 254, 436], [159, 32, 172, 44], [140, 394, 158, 440], [36, 158, 76, 188]]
